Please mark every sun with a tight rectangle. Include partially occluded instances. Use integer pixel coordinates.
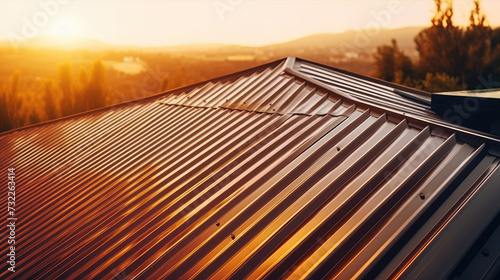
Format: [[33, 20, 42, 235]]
[[47, 17, 81, 37]]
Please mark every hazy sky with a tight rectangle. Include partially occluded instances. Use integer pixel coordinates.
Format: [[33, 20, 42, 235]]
[[1, 0, 500, 47]]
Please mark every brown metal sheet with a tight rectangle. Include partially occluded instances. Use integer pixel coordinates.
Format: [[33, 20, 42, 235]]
[[0, 57, 499, 280]]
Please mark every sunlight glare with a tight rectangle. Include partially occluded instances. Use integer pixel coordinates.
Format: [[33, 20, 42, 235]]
[[47, 17, 80, 37]]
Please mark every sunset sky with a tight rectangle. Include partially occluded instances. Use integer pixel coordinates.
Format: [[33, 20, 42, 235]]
[[1, 0, 500, 47]]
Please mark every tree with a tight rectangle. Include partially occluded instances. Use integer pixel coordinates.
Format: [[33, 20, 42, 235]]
[[431, 0, 453, 28], [373, 39, 413, 83], [464, 0, 491, 87], [74, 66, 89, 113], [6, 71, 23, 128], [28, 109, 42, 125], [404, 0, 498, 91], [487, 27, 500, 81], [414, 0, 465, 80], [43, 79, 59, 120], [0, 88, 12, 132], [469, 0, 486, 27], [86, 60, 108, 110], [57, 62, 74, 116]]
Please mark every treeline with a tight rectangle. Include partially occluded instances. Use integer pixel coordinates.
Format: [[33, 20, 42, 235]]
[[0, 60, 109, 132], [374, 0, 500, 92]]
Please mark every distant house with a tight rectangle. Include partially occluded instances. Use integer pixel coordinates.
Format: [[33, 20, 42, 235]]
[[1, 57, 499, 279]]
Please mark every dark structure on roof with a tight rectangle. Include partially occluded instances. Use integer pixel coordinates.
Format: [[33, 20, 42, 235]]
[[431, 88, 500, 136], [1, 57, 500, 279]]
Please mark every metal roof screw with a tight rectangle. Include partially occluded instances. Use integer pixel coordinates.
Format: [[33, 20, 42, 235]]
[[215, 222, 220, 227], [231, 234, 235, 240], [336, 147, 341, 151], [419, 193, 425, 200], [482, 249, 489, 257]]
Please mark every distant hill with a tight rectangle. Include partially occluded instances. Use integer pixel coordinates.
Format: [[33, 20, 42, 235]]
[[139, 26, 424, 60], [262, 26, 423, 56]]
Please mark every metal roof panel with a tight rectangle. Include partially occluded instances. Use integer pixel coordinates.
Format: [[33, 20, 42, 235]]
[[1, 57, 499, 280]]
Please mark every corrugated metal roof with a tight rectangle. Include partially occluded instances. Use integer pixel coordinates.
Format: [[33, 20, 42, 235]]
[[159, 60, 344, 116], [1, 57, 499, 280]]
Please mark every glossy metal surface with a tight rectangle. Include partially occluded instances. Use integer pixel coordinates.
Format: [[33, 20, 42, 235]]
[[0, 57, 499, 280]]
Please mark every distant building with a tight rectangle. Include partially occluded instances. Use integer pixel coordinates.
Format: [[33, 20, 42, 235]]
[[1, 57, 499, 279]]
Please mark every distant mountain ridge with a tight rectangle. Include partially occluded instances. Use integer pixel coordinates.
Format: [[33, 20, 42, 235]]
[[144, 26, 424, 56], [265, 26, 423, 53]]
